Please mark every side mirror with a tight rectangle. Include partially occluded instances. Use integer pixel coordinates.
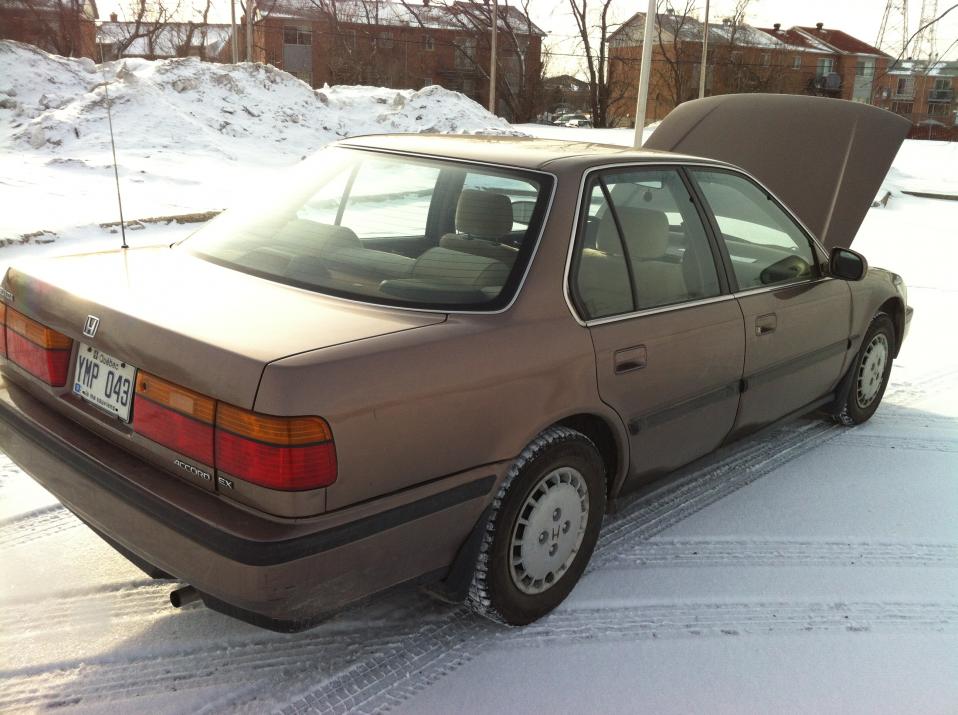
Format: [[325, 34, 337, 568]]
[[829, 247, 868, 281]]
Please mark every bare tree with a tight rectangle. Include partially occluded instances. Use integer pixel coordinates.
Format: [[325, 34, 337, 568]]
[[650, 0, 699, 112], [15, 0, 95, 57], [100, 0, 182, 60], [399, 0, 545, 122], [566, 0, 618, 127], [175, 0, 213, 58]]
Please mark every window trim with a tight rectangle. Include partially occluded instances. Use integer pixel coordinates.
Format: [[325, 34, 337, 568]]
[[562, 161, 831, 327], [566, 164, 733, 324], [685, 166, 825, 293]]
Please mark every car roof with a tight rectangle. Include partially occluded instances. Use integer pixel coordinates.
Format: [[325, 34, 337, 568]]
[[336, 133, 728, 172]]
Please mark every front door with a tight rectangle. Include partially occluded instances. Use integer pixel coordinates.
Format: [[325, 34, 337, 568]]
[[569, 166, 745, 488], [688, 168, 852, 435]]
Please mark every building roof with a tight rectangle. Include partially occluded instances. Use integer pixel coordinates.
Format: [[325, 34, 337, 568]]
[[97, 22, 232, 57], [264, 1, 544, 36], [796, 26, 889, 57], [2, 0, 98, 19], [610, 12, 783, 48], [754, 26, 833, 53], [544, 74, 589, 91], [610, 13, 889, 59]]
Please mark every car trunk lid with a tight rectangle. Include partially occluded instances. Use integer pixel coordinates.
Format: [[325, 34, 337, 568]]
[[2, 246, 446, 408], [645, 94, 911, 250]]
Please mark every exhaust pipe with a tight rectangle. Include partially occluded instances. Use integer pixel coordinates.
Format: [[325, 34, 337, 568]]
[[170, 585, 201, 608]]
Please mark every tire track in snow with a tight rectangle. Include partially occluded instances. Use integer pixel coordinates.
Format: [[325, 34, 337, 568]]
[[0, 581, 172, 637], [0, 603, 457, 712], [0, 503, 75, 549], [288, 600, 958, 714], [603, 538, 958, 570], [829, 434, 958, 453]]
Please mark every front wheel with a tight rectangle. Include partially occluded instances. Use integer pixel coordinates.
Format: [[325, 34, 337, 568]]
[[833, 312, 896, 425], [467, 426, 606, 625]]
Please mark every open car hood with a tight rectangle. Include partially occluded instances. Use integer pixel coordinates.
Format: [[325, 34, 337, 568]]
[[645, 94, 911, 250]]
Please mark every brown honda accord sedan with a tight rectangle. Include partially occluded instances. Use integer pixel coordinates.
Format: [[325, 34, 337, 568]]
[[0, 96, 913, 630]]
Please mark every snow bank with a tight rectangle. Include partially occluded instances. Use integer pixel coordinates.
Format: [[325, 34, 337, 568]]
[[0, 39, 519, 160]]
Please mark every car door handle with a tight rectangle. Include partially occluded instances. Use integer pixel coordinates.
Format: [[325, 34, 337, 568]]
[[755, 313, 777, 336], [614, 346, 647, 374]]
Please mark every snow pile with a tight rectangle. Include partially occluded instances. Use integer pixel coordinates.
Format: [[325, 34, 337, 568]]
[[0, 40, 519, 160]]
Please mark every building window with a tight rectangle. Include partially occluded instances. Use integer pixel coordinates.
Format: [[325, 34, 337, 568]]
[[730, 50, 743, 65], [816, 58, 833, 76], [424, 35, 435, 51], [890, 100, 913, 116], [455, 38, 477, 69], [895, 77, 915, 98], [792, 55, 801, 69], [761, 53, 770, 66], [283, 26, 312, 45], [378, 31, 394, 49]]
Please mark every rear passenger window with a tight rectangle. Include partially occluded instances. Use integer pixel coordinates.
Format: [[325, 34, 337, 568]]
[[571, 168, 722, 320], [691, 169, 819, 290]]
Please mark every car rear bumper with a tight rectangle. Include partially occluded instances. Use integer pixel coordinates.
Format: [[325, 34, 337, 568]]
[[0, 379, 500, 631]]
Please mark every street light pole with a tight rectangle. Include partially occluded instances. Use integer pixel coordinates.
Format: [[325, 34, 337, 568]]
[[489, 0, 498, 114], [246, 0, 254, 62], [632, 0, 657, 147], [230, 0, 238, 64], [698, 0, 710, 98]]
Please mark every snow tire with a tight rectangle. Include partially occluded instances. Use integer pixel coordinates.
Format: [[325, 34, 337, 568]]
[[467, 426, 606, 626]]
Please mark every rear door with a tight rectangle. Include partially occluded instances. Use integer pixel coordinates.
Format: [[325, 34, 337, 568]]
[[687, 168, 852, 435], [569, 166, 744, 488]]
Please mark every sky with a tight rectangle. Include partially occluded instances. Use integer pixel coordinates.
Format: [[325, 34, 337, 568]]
[[97, 0, 958, 76]]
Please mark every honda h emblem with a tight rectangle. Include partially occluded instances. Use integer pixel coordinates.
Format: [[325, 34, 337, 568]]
[[83, 315, 100, 338]]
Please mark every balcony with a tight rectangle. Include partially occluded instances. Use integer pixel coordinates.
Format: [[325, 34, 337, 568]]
[[928, 88, 954, 102]]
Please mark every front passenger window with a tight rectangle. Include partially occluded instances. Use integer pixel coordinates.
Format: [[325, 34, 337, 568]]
[[691, 170, 819, 290]]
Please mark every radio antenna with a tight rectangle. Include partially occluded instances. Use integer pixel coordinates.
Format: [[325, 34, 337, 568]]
[[98, 46, 128, 250]]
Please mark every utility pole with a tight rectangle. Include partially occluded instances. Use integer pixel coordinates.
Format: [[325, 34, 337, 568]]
[[246, 0, 254, 62], [632, 0, 656, 147], [230, 0, 238, 64], [489, 0, 498, 114], [698, 0, 710, 98]]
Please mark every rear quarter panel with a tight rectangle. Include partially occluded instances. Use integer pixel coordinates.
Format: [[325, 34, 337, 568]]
[[254, 171, 628, 510]]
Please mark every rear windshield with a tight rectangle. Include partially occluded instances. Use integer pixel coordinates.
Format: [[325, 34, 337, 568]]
[[185, 147, 553, 311]]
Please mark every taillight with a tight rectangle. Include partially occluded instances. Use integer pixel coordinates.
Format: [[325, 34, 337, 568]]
[[0, 303, 6, 357], [215, 403, 337, 490], [133, 371, 215, 464], [5, 308, 72, 386]]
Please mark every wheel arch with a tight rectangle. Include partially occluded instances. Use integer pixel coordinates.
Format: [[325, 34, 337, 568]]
[[877, 296, 905, 357], [554, 412, 629, 500]]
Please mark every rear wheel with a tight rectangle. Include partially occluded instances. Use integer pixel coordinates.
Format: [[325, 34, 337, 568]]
[[833, 313, 896, 425], [467, 426, 606, 625]]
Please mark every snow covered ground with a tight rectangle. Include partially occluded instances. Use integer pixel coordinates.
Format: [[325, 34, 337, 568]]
[[1, 44, 957, 713]]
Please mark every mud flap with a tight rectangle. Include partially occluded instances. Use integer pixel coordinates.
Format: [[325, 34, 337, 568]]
[[422, 505, 493, 604]]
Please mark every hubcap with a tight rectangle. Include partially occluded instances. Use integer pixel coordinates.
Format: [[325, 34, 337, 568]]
[[509, 467, 589, 595], [856, 333, 889, 408]]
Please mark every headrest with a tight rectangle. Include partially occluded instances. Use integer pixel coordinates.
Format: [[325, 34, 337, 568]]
[[456, 190, 513, 239], [595, 207, 670, 259]]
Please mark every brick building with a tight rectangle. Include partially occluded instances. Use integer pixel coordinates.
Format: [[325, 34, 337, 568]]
[[607, 13, 890, 126], [0, 0, 98, 58], [873, 59, 957, 139], [252, 0, 544, 121]]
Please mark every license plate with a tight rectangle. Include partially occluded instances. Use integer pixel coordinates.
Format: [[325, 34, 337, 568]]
[[73, 343, 137, 422]]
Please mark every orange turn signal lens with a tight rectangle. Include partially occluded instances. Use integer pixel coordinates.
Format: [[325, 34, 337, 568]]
[[5, 308, 72, 350], [216, 404, 332, 445], [135, 371, 215, 423]]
